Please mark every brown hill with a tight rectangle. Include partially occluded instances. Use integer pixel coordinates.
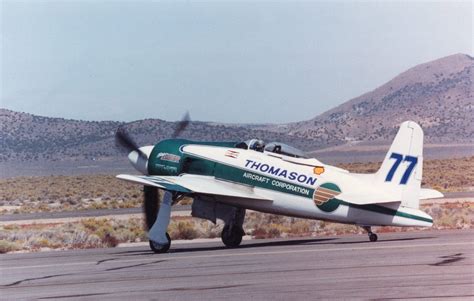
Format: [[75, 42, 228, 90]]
[[270, 53, 473, 147], [0, 109, 316, 163], [1, 53, 472, 168]]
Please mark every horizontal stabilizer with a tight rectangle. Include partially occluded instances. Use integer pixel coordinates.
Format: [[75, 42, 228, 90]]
[[335, 192, 401, 205], [336, 188, 444, 205], [420, 188, 444, 200]]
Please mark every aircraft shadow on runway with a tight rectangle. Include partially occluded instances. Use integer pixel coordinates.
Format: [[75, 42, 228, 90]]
[[112, 237, 336, 256], [112, 235, 436, 256], [331, 236, 436, 245]]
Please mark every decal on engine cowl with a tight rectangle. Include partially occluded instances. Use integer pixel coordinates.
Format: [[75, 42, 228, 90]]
[[157, 152, 181, 163]]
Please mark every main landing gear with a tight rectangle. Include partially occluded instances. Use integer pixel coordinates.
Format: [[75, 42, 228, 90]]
[[147, 191, 175, 253], [362, 226, 378, 242], [221, 225, 245, 248], [221, 207, 246, 248]]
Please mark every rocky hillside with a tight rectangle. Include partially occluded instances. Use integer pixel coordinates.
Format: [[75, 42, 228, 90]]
[[1, 53, 472, 164], [270, 54, 473, 145], [0, 109, 318, 162]]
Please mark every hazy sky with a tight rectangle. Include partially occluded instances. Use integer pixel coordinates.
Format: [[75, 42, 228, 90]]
[[1, 0, 472, 123]]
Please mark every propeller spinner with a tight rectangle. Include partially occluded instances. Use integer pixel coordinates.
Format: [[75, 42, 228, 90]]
[[115, 126, 152, 174]]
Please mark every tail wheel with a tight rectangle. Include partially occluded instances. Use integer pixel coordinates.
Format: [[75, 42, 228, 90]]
[[221, 225, 244, 248], [149, 233, 171, 253]]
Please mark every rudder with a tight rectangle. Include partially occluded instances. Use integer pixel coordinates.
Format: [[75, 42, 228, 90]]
[[375, 121, 423, 208]]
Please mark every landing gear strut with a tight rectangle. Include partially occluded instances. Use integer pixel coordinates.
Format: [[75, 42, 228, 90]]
[[362, 226, 378, 242], [148, 191, 176, 253]]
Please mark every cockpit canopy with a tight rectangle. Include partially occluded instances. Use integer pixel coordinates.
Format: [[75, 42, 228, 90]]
[[238, 139, 307, 158], [264, 142, 307, 158]]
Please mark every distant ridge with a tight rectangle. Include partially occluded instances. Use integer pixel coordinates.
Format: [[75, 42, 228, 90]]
[[0, 108, 316, 162], [1, 53, 473, 165], [269, 53, 473, 146]]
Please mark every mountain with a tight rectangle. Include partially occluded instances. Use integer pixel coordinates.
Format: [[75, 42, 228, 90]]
[[1, 53, 472, 171], [0, 109, 318, 163], [268, 53, 473, 145]]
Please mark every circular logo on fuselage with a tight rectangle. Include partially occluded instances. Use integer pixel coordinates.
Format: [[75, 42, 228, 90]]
[[313, 183, 342, 212]]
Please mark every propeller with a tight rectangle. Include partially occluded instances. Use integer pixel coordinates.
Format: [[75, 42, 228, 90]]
[[171, 111, 190, 138], [115, 126, 148, 160], [115, 111, 191, 160], [114, 112, 192, 238], [143, 112, 191, 246]]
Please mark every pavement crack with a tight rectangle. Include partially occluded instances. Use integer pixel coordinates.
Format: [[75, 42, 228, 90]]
[[430, 253, 465, 266], [161, 284, 249, 292], [105, 260, 165, 271], [4, 273, 73, 287], [38, 292, 110, 299], [96, 257, 119, 265]]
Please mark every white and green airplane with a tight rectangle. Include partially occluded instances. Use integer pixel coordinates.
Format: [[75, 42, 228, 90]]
[[116, 120, 443, 253]]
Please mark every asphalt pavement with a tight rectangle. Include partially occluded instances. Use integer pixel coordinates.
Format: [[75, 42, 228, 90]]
[[1, 229, 473, 300]]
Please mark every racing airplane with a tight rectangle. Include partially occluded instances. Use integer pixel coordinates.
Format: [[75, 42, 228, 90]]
[[115, 119, 443, 253]]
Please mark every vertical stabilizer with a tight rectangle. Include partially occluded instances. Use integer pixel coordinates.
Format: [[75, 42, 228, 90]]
[[375, 121, 423, 208]]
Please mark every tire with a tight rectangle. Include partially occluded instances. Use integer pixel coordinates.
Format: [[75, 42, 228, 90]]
[[369, 233, 378, 242], [149, 232, 171, 253], [221, 225, 243, 248]]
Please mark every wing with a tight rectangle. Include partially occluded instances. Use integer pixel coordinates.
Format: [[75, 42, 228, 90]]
[[117, 174, 192, 193], [117, 174, 271, 201]]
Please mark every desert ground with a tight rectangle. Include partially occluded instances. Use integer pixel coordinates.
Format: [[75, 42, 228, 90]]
[[0, 157, 472, 253]]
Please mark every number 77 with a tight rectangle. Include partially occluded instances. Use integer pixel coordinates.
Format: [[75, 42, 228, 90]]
[[385, 153, 418, 185]]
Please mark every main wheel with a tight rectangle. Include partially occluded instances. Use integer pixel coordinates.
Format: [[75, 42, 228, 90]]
[[221, 225, 244, 248], [149, 232, 171, 253], [369, 233, 378, 242]]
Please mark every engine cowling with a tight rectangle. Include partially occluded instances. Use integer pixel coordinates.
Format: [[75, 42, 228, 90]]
[[147, 139, 189, 176]]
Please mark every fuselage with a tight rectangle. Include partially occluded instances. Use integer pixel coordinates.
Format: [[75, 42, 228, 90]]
[[145, 139, 433, 228]]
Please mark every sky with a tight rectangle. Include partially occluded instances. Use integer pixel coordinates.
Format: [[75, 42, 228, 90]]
[[1, 0, 472, 123]]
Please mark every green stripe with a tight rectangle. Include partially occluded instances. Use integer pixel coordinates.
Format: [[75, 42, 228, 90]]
[[182, 154, 432, 224], [339, 200, 433, 223], [141, 177, 192, 193], [185, 154, 315, 198]]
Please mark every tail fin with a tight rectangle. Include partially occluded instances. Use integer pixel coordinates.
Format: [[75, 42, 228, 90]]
[[375, 121, 423, 208]]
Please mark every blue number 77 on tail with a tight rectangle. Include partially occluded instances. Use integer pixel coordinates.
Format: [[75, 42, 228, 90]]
[[385, 153, 418, 184]]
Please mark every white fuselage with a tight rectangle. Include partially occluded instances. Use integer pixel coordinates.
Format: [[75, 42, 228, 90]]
[[181, 144, 433, 227]]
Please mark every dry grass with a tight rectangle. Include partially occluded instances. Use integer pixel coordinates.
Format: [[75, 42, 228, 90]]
[[1, 201, 472, 253], [0, 215, 222, 253], [0, 175, 143, 214], [1, 157, 472, 214], [245, 201, 473, 239], [0, 157, 472, 253], [0, 217, 146, 252], [0, 240, 21, 254]]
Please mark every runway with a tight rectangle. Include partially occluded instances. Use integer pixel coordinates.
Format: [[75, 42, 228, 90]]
[[1, 229, 473, 300]]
